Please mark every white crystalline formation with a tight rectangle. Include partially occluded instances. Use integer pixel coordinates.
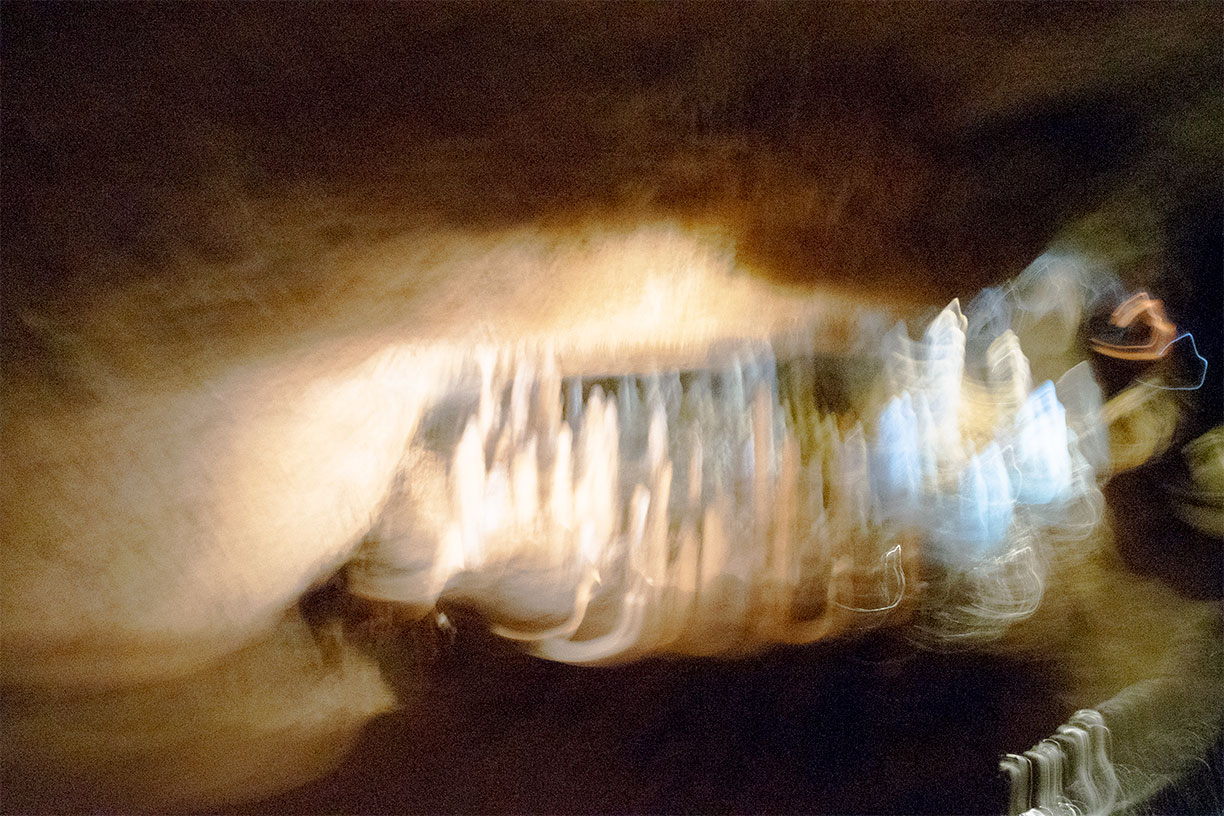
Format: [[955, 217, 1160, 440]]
[[1001, 709, 1121, 816], [352, 288, 1108, 662]]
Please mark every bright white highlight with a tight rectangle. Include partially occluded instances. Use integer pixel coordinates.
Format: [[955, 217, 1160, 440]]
[[955, 442, 1015, 555], [1012, 382, 1073, 505], [350, 254, 1114, 658], [1002, 708, 1121, 816], [871, 393, 920, 516]]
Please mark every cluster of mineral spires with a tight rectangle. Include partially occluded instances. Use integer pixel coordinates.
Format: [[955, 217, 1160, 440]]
[[354, 277, 1109, 663], [1001, 708, 1121, 816]]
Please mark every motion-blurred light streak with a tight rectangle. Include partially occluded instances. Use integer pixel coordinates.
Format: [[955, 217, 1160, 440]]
[[1012, 381, 1073, 506], [1139, 331, 1210, 392], [350, 252, 1120, 656]]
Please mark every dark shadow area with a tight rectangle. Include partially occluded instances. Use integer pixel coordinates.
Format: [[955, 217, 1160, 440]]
[[245, 614, 1068, 815], [1106, 454, 1224, 602], [1143, 720, 1224, 816], [4, 3, 1218, 314]]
